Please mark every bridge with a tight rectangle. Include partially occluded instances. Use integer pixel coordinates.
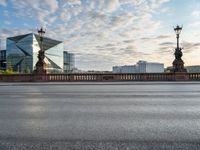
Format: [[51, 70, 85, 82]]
[[0, 72, 200, 82]]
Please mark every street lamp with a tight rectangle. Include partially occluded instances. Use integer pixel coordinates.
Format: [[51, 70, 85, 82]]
[[172, 25, 186, 72], [174, 25, 182, 49], [33, 27, 47, 74], [38, 27, 46, 38]]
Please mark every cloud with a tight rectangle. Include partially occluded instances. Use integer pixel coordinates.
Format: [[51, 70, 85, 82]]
[[105, 0, 120, 12], [4, 21, 11, 25], [11, 0, 59, 25], [189, 9, 200, 29], [155, 35, 172, 39], [192, 10, 200, 17], [3, 10, 9, 17], [64, 0, 81, 5], [0, 0, 6, 6], [123, 40, 135, 43], [182, 41, 200, 54], [1, 0, 174, 70], [159, 42, 174, 46], [189, 21, 200, 28]]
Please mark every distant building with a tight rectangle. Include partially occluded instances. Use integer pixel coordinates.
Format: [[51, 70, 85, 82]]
[[165, 66, 200, 73], [112, 66, 121, 73], [136, 60, 164, 73], [112, 60, 164, 73], [113, 65, 136, 73], [185, 66, 200, 73], [6, 33, 64, 73], [0, 50, 6, 70], [63, 51, 75, 73], [165, 66, 173, 73]]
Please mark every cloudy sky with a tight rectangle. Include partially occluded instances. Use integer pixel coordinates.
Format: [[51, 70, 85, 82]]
[[1, 0, 200, 71]]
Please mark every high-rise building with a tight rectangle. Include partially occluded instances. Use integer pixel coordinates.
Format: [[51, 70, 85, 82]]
[[63, 51, 75, 73], [112, 60, 164, 73], [0, 50, 6, 70], [6, 33, 64, 73]]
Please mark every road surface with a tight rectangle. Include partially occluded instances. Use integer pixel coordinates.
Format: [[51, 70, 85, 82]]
[[0, 82, 200, 149]]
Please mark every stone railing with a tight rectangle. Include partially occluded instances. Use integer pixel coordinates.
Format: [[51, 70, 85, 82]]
[[188, 73, 200, 81], [0, 72, 199, 82]]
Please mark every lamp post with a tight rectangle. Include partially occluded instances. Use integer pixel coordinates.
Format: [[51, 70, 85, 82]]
[[174, 25, 182, 49], [172, 25, 186, 72], [34, 27, 46, 74]]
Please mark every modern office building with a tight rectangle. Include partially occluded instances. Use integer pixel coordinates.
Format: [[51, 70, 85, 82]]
[[112, 60, 164, 73], [136, 60, 164, 73], [6, 33, 64, 73], [63, 51, 75, 73], [0, 50, 6, 70]]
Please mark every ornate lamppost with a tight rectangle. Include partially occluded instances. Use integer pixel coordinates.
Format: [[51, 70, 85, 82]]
[[172, 25, 187, 72], [34, 27, 46, 74]]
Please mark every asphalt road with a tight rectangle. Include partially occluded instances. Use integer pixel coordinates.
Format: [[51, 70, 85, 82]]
[[0, 82, 200, 150]]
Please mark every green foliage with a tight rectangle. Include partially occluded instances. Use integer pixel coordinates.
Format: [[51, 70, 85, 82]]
[[5, 63, 14, 74], [0, 63, 15, 74], [0, 70, 14, 74], [0, 63, 32, 75], [21, 66, 31, 74]]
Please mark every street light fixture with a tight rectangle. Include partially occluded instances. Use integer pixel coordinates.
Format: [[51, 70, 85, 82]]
[[174, 25, 182, 35], [174, 25, 182, 49], [33, 27, 47, 74]]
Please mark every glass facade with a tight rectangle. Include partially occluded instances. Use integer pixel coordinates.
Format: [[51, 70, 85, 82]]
[[63, 51, 75, 73], [0, 50, 6, 70], [6, 33, 64, 73]]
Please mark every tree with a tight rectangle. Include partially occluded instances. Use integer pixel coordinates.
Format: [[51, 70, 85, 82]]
[[5, 63, 14, 74]]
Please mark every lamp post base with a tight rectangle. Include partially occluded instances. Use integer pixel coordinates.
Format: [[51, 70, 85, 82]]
[[172, 59, 187, 73], [33, 61, 46, 75], [174, 72, 189, 81], [33, 69, 46, 75]]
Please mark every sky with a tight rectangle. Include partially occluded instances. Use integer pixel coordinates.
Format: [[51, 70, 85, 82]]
[[1, 0, 200, 71]]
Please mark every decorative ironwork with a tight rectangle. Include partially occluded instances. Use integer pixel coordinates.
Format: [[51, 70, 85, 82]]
[[172, 25, 187, 72]]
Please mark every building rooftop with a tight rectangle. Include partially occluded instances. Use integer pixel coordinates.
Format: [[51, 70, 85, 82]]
[[7, 33, 63, 51]]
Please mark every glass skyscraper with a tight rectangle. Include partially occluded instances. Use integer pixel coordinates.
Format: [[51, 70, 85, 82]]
[[6, 33, 64, 73], [63, 51, 75, 73]]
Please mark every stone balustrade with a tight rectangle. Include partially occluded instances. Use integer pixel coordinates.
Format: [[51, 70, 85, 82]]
[[0, 72, 199, 82]]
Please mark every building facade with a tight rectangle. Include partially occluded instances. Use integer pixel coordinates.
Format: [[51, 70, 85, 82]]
[[185, 66, 200, 73], [63, 51, 75, 73], [136, 60, 164, 73], [112, 60, 164, 73], [113, 65, 136, 73], [0, 50, 6, 70], [6, 33, 64, 73]]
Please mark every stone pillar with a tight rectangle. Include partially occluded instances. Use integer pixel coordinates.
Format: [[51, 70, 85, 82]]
[[174, 72, 189, 81]]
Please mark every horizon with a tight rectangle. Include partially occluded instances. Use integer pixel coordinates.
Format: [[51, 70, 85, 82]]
[[1, 0, 200, 71]]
